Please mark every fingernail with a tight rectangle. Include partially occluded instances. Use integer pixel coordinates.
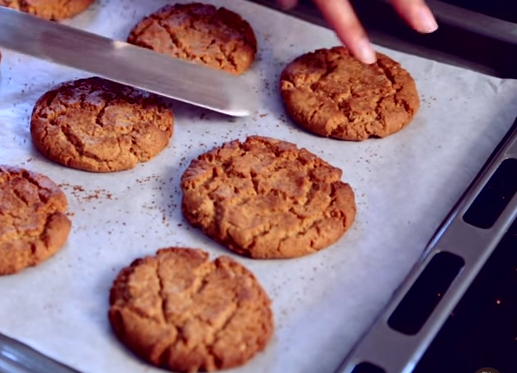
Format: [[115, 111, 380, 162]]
[[356, 39, 377, 64], [418, 7, 438, 33]]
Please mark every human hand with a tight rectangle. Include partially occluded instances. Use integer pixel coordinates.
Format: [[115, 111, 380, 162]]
[[276, 0, 438, 64]]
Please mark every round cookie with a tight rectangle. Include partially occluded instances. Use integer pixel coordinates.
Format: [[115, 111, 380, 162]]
[[109, 247, 274, 373], [0, 0, 95, 21], [181, 136, 357, 259], [127, 3, 257, 76], [0, 165, 71, 275], [280, 46, 420, 141], [30, 77, 174, 173]]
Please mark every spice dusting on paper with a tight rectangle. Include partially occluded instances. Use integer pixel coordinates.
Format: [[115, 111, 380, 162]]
[[58, 183, 115, 202]]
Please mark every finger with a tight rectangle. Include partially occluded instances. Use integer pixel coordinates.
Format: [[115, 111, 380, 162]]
[[390, 0, 438, 33], [276, 0, 298, 10], [313, 0, 376, 64]]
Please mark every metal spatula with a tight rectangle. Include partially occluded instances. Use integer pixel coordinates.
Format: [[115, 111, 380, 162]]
[[0, 7, 257, 117]]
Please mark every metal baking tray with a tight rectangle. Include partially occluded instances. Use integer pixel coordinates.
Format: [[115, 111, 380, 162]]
[[336, 114, 517, 373], [1, 1, 517, 372]]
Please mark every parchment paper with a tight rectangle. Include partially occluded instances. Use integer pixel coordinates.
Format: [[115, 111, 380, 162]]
[[1, 1, 517, 372]]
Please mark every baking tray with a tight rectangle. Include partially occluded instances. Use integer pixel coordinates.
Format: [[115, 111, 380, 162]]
[[337, 115, 517, 373], [1, 1, 517, 373]]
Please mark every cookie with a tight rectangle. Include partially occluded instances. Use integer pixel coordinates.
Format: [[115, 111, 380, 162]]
[[181, 136, 356, 259], [127, 3, 257, 75], [0, 0, 95, 21], [109, 247, 274, 373], [0, 165, 71, 275], [30, 77, 174, 173], [280, 46, 420, 141]]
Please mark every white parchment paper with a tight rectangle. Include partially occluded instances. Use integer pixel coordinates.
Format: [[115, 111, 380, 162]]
[[1, 1, 517, 372]]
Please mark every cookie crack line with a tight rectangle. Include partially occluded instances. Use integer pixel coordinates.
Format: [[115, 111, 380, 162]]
[[206, 302, 240, 364], [157, 19, 188, 57], [214, 39, 239, 71], [186, 268, 241, 360], [93, 100, 110, 128], [21, 171, 52, 203], [155, 259, 168, 324], [10, 187, 31, 207], [64, 123, 118, 168], [376, 59, 400, 91], [241, 197, 337, 256], [34, 210, 59, 254], [57, 121, 113, 167], [185, 11, 241, 71], [193, 270, 212, 299], [25, 209, 65, 251], [375, 58, 413, 110], [129, 18, 156, 40], [309, 101, 327, 124], [318, 64, 339, 83]]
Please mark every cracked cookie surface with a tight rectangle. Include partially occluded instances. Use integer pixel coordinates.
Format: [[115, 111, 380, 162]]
[[30, 77, 174, 173], [0, 0, 95, 21], [181, 136, 356, 259], [0, 165, 71, 275], [127, 3, 257, 75], [109, 247, 274, 373], [280, 47, 420, 141]]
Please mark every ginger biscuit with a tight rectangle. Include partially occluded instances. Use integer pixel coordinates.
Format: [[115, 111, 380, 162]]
[[280, 46, 420, 141], [109, 247, 274, 373], [127, 3, 257, 75], [0, 165, 71, 275], [30, 77, 174, 173], [181, 136, 357, 259], [0, 0, 95, 21]]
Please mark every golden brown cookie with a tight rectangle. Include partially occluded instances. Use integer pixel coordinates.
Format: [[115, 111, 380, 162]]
[[0, 0, 95, 21], [30, 77, 174, 173], [109, 247, 274, 373], [280, 46, 420, 141], [0, 165, 71, 275], [127, 3, 257, 76], [181, 136, 357, 259]]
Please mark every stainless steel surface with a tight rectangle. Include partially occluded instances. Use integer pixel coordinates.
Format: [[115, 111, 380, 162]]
[[0, 334, 78, 373], [336, 120, 517, 373], [0, 7, 256, 117]]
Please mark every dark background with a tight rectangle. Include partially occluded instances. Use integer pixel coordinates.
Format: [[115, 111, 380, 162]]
[[249, 0, 517, 78]]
